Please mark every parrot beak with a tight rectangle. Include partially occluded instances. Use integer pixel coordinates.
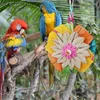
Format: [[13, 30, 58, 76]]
[[40, 7, 43, 12], [40, 5, 43, 12], [20, 29, 26, 37], [41, 6, 47, 14]]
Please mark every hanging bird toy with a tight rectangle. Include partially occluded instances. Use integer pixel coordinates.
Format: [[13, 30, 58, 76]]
[[45, 0, 96, 72]]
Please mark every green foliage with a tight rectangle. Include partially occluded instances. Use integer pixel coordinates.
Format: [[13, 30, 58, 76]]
[[16, 75, 30, 87], [0, 0, 100, 99]]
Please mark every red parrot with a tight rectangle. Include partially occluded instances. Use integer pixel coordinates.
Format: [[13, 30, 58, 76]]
[[3, 19, 28, 40], [4, 19, 28, 59], [0, 19, 28, 99]]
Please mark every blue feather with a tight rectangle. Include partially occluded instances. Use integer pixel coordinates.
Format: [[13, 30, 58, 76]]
[[90, 40, 96, 55], [40, 15, 46, 41], [40, 1, 57, 13], [15, 35, 27, 47], [13, 37, 27, 51], [40, 0, 62, 41], [0, 42, 6, 99], [20, 38, 27, 47], [13, 38, 26, 51], [55, 12, 62, 26], [0, 42, 6, 71]]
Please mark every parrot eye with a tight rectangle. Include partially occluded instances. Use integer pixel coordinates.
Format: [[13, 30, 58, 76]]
[[16, 24, 21, 31]]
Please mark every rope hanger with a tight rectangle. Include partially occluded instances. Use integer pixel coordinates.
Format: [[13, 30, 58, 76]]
[[68, 0, 74, 23]]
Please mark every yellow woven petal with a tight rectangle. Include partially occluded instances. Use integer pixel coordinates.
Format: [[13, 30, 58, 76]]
[[76, 50, 94, 72], [54, 24, 71, 34], [46, 32, 56, 53]]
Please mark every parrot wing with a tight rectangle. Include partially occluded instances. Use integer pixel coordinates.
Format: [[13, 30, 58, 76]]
[[40, 15, 46, 41], [0, 42, 6, 98], [55, 12, 62, 26], [6, 36, 27, 48]]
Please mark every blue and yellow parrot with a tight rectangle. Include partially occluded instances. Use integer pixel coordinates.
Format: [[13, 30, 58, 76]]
[[40, 0, 62, 41], [0, 19, 28, 99], [40, 0, 62, 85]]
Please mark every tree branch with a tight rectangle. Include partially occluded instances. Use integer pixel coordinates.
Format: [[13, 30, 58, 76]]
[[3, 70, 15, 100], [26, 32, 40, 43], [3, 42, 47, 100], [61, 72, 77, 100]]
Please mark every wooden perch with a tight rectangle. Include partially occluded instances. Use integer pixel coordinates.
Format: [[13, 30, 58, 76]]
[[0, 32, 40, 42], [26, 32, 40, 43], [8, 53, 24, 66]]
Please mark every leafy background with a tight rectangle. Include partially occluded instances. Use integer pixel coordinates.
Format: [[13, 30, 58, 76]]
[[0, 0, 100, 99]]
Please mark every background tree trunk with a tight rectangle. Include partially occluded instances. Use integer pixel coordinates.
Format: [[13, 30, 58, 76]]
[[3, 70, 16, 100], [61, 72, 77, 100]]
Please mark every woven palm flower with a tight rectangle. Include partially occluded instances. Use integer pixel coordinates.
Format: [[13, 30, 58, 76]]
[[52, 32, 90, 69], [46, 24, 95, 72]]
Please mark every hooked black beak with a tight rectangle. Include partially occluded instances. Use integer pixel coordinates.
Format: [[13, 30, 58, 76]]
[[40, 5, 43, 12], [40, 8, 43, 12]]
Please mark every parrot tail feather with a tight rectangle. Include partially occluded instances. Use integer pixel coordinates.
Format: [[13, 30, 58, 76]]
[[0, 42, 6, 100]]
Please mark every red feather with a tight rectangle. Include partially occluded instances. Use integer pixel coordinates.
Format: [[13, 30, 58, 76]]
[[3, 19, 28, 40]]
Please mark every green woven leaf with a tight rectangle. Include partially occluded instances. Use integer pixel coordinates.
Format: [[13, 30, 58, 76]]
[[62, 66, 71, 75]]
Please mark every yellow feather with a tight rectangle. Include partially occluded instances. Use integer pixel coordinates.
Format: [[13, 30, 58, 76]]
[[44, 12, 55, 36], [6, 37, 23, 47]]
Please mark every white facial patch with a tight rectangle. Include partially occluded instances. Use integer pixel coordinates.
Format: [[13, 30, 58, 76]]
[[16, 24, 21, 31]]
